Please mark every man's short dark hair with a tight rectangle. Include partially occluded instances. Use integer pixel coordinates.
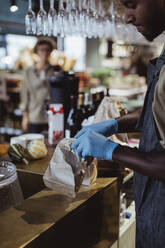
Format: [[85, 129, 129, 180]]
[[34, 39, 54, 54]]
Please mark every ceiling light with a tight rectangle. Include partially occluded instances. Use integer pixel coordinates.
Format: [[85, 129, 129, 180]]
[[10, 0, 18, 12]]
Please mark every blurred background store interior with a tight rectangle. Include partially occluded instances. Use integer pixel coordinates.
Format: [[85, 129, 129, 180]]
[[0, 0, 165, 141]]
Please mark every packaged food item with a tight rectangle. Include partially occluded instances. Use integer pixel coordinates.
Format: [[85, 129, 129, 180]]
[[27, 139, 47, 159], [48, 104, 64, 145], [19, 133, 44, 143], [10, 133, 45, 148], [9, 134, 47, 161], [10, 136, 26, 148], [43, 138, 97, 198]]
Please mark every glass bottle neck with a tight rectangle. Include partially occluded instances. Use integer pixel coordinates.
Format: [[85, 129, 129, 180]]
[[70, 96, 77, 108], [78, 94, 84, 107], [84, 93, 89, 106]]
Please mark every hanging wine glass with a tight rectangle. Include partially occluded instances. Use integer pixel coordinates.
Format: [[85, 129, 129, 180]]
[[37, 0, 48, 36], [25, 0, 141, 40], [69, 0, 77, 36], [115, 4, 125, 40], [79, 0, 88, 37], [86, 0, 97, 38], [97, 0, 105, 38], [109, 1, 123, 41], [74, 0, 81, 35], [25, 0, 36, 35], [63, 0, 71, 36], [103, 7, 112, 40], [109, 1, 117, 40], [104, 19, 112, 39], [92, 0, 99, 38], [77, 0, 83, 36], [57, 0, 66, 38], [85, 0, 92, 38], [48, 0, 57, 36]]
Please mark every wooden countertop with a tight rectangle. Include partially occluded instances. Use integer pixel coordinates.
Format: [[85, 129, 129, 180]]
[[0, 177, 118, 248]]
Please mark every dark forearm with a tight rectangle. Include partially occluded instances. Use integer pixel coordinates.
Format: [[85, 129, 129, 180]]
[[116, 108, 142, 133], [113, 145, 165, 181]]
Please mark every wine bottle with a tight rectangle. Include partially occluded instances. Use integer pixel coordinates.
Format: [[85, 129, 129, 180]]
[[84, 93, 93, 119], [65, 95, 77, 138], [91, 93, 97, 116], [106, 88, 110, 96], [96, 92, 101, 110], [92, 92, 100, 114], [76, 93, 85, 131], [99, 91, 105, 102]]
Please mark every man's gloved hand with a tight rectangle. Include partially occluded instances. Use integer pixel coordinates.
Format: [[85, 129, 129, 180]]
[[72, 130, 119, 160], [75, 118, 118, 139]]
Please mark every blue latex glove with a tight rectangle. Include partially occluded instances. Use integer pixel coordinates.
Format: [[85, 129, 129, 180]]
[[75, 118, 118, 139], [72, 130, 119, 160]]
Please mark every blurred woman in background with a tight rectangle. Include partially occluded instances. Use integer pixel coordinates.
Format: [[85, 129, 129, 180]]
[[20, 38, 55, 134]]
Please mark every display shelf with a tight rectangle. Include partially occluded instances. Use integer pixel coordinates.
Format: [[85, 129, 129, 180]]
[[110, 85, 147, 97]]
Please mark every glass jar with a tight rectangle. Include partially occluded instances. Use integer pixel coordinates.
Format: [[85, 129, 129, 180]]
[[0, 161, 24, 213]]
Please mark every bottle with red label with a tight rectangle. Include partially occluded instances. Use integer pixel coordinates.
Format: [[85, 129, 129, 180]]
[[48, 104, 64, 145]]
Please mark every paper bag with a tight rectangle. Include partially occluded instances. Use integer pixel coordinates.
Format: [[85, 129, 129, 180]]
[[43, 138, 97, 198], [94, 96, 128, 144]]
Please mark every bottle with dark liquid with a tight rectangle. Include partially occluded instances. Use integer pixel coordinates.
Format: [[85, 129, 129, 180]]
[[106, 88, 110, 97], [76, 93, 85, 131], [91, 93, 97, 116], [92, 92, 100, 115], [99, 91, 105, 102], [84, 93, 92, 119], [96, 92, 101, 110], [65, 95, 77, 138]]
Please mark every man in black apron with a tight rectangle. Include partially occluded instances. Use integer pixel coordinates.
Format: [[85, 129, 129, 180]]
[[72, 0, 165, 247]]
